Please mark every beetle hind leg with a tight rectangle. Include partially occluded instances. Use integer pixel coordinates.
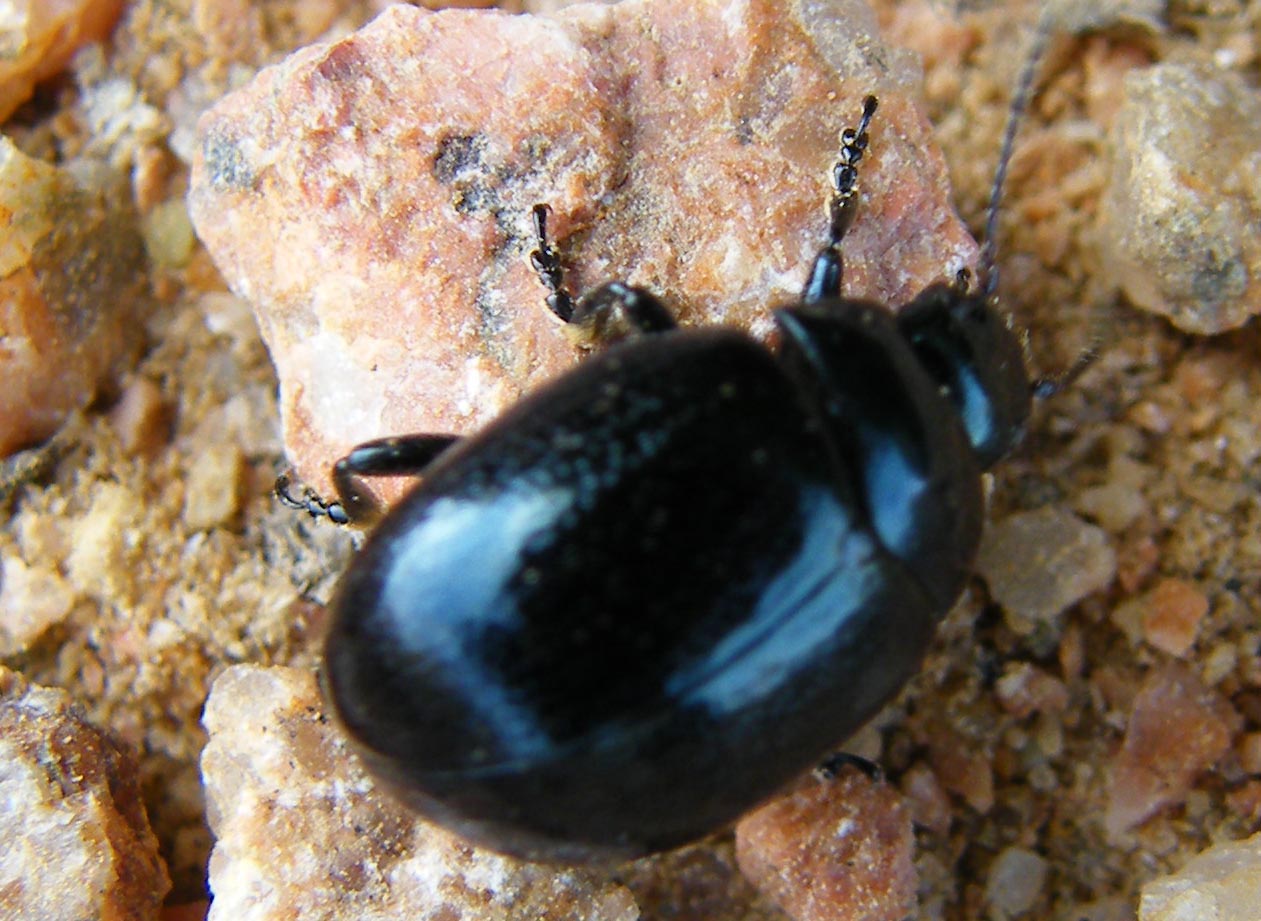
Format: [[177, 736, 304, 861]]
[[275, 433, 459, 526], [529, 204, 676, 348]]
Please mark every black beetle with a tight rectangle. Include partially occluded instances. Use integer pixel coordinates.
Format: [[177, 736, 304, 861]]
[[279, 88, 1041, 863]]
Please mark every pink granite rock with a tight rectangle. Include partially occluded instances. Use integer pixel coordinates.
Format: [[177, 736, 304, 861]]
[[189, 0, 977, 503], [201, 665, 639, 921]]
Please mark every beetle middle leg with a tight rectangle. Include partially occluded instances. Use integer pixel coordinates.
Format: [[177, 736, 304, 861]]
[[529, 203, 676, 346], [276, 433, 459, 526], [802, 95, 878, 303]]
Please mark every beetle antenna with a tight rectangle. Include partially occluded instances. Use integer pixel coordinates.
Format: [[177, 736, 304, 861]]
[[1031, 344, 1098, 400], [978, 12, 1054, 301]]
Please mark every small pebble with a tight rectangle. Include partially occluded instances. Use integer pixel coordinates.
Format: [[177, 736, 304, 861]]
[[995, 663, 1071, 719], [1074, 481, 1148, 533], [1102, 61, 1261, 333], [976, 508, 1116, 635], [1106, 664, 1242, 837], [1140, 578, 1209, 657], [0, 138, 149, 457], [1237, 733, 1261, 776], [66, 481, 141, 604], [984, 846, 1048, 917], [109, 376, 173, 455], [143, 197, 198, 268], [927, 730, 995, 814], [183, 442, 243, 531], [899, 762, 953, 835], [735, 766, 917, 921], [0, 0, 125, 120], [0, 556, 76, 655]]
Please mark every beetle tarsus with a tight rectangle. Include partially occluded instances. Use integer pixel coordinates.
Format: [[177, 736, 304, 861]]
[[1032, 345, 1100, 400], [815, 752, 885, 783], [530, 203, 577, 323], [274, 472, 350, 525], [803, 96, 878, 303], [530, 205, 678, 345]]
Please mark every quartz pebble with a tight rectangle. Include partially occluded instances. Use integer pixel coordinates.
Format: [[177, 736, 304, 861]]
[[1102, 61, 1261, 334], [994, 662, 1070, 720], [1139, 831, 1261, 921], [108, 376, 173, 455], [735, 765, 917, 921], [0, 138, 149, 457], [0, 0, 124, 121], [899, 762, 953, 835], [0, 555, 76, 655], [984, 846, 1048, 917], [201, 665, 638, 921], [926, 729, 994, 814], [189, 0, 977, 504], [1105, 664, 1242, 837], [182, 441, 243, 530], [0, 665, 170, 920], [976, 508, 1117, 635]]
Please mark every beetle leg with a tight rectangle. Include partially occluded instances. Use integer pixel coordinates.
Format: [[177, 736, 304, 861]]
[[275, 434, 460, 526], [529, 203, 577, 323], [814, 751, 885, 783], [802, 95, 878, 303], [331, 434, 461, 525], [564, 281, 677, 346], [275, 472, 352, 524], [530, 203, 677, 347], [1031, 345, 1100, 401]]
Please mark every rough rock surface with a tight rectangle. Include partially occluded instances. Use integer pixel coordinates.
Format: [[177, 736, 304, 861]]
[[1102, 61, 1261, 334], [1139, 832, 1261, 921], [734, 765, 916, 921], [0, 138, 149, 457], [201, 664, 639, 921], [189, 0, 977, 503], [0, 0, 124, 121], [0, 665, 170, 920]]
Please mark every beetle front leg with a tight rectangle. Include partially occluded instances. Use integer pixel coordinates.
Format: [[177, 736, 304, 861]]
[[276, 433, 459, 526], [529, 204, 676, 347]]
